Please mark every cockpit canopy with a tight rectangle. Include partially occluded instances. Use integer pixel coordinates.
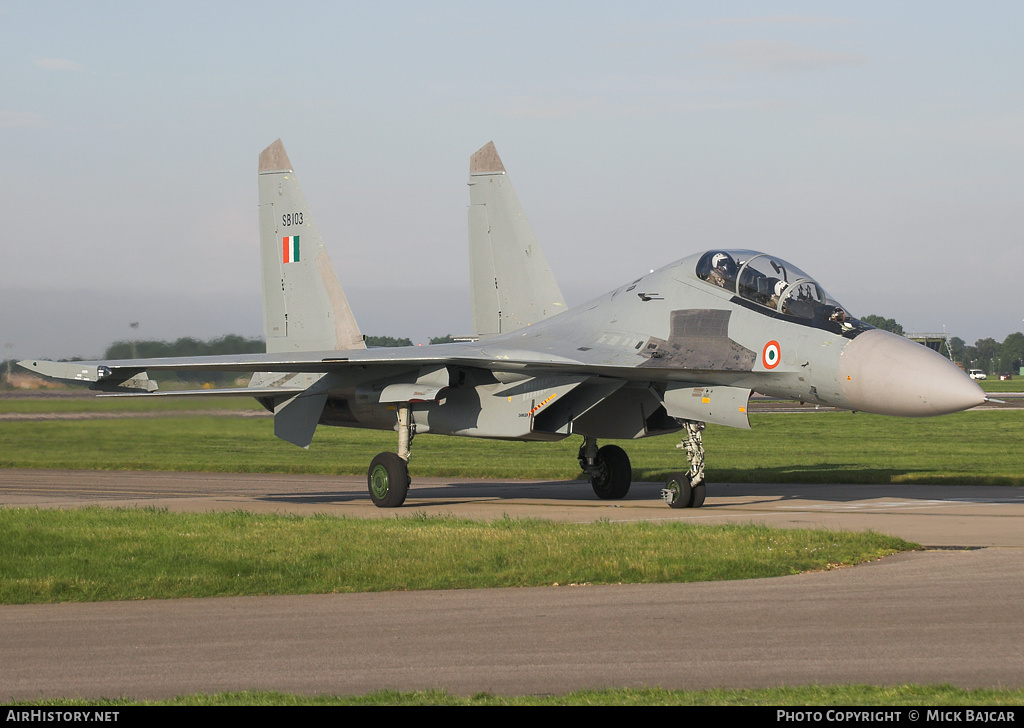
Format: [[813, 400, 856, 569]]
[[695, 250, 861, 334]]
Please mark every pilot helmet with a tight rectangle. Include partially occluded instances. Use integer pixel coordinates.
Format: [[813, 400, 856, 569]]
[[774, 279, 788, 297], [711, 252, 736, 277]]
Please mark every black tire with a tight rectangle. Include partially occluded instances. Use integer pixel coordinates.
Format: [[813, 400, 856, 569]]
[[367, 452, 410, 508], [688, 482, 706, 508], [663, 471, 693, 509], [590, 444, 632, 499]]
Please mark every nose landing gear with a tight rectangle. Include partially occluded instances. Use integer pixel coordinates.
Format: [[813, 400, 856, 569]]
[[662, 421, 707, 508]]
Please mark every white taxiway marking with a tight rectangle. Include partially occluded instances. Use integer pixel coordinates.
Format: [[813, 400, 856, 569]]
[[779, 497, 1024, 511]]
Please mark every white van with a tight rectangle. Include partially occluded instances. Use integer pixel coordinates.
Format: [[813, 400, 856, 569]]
[[969, 369, 987, 381]]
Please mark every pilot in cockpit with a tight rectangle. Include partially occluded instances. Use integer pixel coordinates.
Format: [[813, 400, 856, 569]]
[[766, 278, 787, 310], [706, 252, 737, 289]]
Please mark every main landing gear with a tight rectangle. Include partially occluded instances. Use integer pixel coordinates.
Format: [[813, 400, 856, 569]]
[[367, 403, 412, 508], [578, 436, 632, 499], [366, 407, 709, 510], [661, 421, 707, 509], [579, 421, 708, 508]]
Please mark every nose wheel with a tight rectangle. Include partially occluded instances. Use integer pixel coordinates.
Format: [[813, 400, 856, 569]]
[[662, 471, 706, 508]]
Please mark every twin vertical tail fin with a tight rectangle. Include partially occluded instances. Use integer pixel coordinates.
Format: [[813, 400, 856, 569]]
[[259, 139, 563, 348], [468, 142, 566, 337], [256, 139, 364, 448], [258, 139, 365, 353]]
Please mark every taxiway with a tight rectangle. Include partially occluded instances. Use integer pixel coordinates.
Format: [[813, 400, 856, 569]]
[[1, 469, 1022, 699]]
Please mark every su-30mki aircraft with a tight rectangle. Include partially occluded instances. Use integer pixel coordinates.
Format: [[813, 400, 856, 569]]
[[20, 140, 987, 508]]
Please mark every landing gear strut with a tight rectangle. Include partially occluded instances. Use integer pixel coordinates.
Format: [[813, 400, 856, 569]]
[[579, 436, 632, 499], [662, 421, 707, 508], [367, 403, 413, 508]]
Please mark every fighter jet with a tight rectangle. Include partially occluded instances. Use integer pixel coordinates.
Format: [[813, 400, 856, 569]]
[[19, 140, 987, 508]]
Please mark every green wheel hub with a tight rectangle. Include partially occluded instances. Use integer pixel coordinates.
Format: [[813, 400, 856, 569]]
[[367, 452, 410, 508], [370, 464, 391, 500], [663, 472, 692, 508]]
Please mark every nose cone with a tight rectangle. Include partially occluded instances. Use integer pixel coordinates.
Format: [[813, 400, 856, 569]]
[[839, 329, 986, 416]]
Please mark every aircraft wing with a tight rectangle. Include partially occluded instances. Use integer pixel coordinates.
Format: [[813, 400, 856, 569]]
[[18, 333, 754, 435], [18, 337, 746, 388]]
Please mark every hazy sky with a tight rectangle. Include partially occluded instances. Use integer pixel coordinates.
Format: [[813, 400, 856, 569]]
[[3, 1, 1022, 360]]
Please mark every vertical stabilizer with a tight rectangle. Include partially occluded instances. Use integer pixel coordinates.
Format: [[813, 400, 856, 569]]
[[258, 139, 365, 353], [468, 142, 566, 337]]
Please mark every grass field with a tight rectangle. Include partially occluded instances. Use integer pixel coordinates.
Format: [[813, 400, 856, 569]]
[[980, 378, 1024, 393], [11, 685, 1024, 706], [0, 395, 260, 413], [2, 399, 1021, 485], [2, 395, 1020, 705], [0, 507, 912, 604]]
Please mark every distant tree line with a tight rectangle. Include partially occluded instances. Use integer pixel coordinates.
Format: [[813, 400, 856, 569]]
[[864, 314, 1023, 376], [102, 335, 266, 386], [364, 334, 459, 347], [364, 336, 413, 348], [96, 332, 462, 357], [104, 334, 265, 360], [949, 333, 1024, 375], [861, 315, 904, 336]]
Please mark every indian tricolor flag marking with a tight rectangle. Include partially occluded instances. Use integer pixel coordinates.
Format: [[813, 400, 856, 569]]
[[282, 235, 300, 264]]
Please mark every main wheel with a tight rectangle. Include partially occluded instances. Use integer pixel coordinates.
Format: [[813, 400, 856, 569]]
[[367, 452, 410, 508], [662, 471, 692, 509], [590, 444, 632, 499]]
